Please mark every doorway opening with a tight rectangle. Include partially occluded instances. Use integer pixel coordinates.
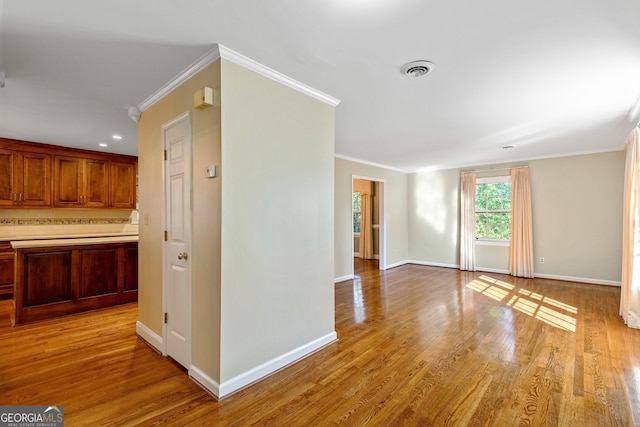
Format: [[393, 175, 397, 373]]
[[352, 176, 385, 277]]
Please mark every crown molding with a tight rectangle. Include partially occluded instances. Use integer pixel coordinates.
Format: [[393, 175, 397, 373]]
[[138, 46, 221, 112], [218, 45, 340, 107], [137, 44, 339, 112], [334, 153, 410, 173]]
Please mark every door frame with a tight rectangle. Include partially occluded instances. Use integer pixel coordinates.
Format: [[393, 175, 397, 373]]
[[161, 110, 193, 368], [352, 175, 386, 274]]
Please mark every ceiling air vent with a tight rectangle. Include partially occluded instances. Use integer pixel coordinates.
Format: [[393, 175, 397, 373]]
[[401, 60, 435, 77]]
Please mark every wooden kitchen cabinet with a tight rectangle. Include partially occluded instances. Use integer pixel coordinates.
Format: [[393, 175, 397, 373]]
[[13, 241, 138, 324], [0, 148, 51, 207], [0, 137, 137, 210], [53, 155, 109, 208], [0, 242, 14, 299], [122, 244, 138, 291], [110, 161, 136, 209]]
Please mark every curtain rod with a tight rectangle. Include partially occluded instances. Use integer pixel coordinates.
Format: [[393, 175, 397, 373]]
[[462, 165, 528, 174]]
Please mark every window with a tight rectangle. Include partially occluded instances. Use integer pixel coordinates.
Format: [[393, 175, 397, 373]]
[[475, 176, 511, 240], [353, 192, 361, 233]]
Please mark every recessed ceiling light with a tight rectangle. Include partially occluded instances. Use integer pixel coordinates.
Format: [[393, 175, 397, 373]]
[[401, 60, 435, 78], [99, 143, 108, 147], [112, 134, 122, 140]]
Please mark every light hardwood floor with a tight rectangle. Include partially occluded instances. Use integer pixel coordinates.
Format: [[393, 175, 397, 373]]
[[2, 260, 640, 426]]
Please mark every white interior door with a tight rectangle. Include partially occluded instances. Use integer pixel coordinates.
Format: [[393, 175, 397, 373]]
[[163, 112, 191, 369]]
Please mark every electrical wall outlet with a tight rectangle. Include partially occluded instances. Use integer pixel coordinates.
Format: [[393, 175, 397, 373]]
[[539, 257, 545, 264]]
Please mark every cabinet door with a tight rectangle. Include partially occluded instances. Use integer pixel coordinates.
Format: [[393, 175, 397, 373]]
[[0, 150, 51, 207], [0, 149, 18, 206], [54, 155, 83, 207], [110, 162, 136, 209], [77, 247, 118, 298], [122, 245, 138, 291], [84, 159, 109, 208], [0, 251, 14, 298], [22, 251, 72, 306], [20, 152, 51, 206]]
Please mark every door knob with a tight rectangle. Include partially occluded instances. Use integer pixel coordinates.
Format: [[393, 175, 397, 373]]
[[178, 252, 188, 260]]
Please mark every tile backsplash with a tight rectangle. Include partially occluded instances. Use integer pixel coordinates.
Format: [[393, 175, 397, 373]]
[[0, 218, 131, 226], [0, 209, 139, 240]]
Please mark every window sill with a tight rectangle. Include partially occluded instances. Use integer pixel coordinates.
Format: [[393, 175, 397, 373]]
[[475, 239, 510, 247]]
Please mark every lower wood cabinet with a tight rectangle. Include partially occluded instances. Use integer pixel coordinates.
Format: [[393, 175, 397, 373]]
[[0, 242, 14, 299], [13, 242, 137, 324]]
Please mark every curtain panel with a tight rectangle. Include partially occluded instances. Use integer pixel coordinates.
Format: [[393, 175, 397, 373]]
[[359, 193, 374, 259], [508, 167, 534, 278], [621, 127, 640, 328], [460, 172, 476, 271]]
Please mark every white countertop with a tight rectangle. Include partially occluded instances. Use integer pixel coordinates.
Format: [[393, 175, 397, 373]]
[[10, 234, 138, 248]]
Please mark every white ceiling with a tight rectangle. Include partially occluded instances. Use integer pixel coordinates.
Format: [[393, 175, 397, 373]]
[[1, 0, 639, 172]]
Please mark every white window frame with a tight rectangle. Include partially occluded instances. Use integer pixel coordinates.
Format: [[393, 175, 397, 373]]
[[475, 175, 511, 246]]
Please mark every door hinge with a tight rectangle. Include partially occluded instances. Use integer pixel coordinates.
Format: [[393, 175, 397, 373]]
[[164, 312, 168, 324], [164, 230, 168, 241], [164, 149, 167, 160]]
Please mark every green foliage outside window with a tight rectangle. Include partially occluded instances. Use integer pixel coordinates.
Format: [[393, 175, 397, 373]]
[[476, 182, 511, 240], [353, 192, 361, 233]]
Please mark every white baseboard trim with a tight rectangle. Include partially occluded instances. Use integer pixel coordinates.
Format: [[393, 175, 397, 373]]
[[534, 273, 621, 287], [476, 267, 509, 274], [408, 260, 459, 269], [135, 321, 163, 353], [384, 260, 410, 270], [334, 274, 354, 283], [217, 331, 337, 398], [189, 365, 221, 399]]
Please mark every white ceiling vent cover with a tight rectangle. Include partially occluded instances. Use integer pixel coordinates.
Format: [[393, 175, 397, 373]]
[[401, 60, 435, 77]]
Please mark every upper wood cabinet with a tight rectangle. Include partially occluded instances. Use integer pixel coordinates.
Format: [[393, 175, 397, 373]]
[[0, 138, 137, 209], [0, 148, 51, 207], [110, 162, 136, 209], [54, 156, 109, 208]]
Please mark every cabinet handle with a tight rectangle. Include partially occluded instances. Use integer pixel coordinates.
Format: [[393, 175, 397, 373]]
[[18, 193, 23, 202], [178, 252, 188, 261], [13, 193, 17, 202]]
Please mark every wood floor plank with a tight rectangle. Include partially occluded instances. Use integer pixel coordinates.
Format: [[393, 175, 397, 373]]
[[2, 260, 640, 425]]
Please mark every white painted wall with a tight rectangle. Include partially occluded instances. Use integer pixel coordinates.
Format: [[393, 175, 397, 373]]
[[408, 168, 460, 267], [220, 59, 336, 382], [529, 151, 624, 282], [406, 151, 625, 283], [334, 158, 408, 280], [138, 61, 222, 380]]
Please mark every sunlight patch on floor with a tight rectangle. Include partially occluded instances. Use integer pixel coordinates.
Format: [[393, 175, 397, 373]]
[[466, 275, 577, 332]]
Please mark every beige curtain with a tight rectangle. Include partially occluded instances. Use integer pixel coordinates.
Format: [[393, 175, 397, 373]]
[[359, 193, 374, 259], [355, 180, 374, 260], [460, 172, 476, 271], [620, 127, 640, 328], [508, 167, 534, 278]]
